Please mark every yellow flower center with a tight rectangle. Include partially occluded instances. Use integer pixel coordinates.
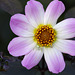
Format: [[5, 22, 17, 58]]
[[33, 25, 56, 47]]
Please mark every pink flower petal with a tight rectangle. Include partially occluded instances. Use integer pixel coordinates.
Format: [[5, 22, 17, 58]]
[[54, 39, 75, 56], [25, 0, 44, 27], [44, 47, 65, 74], [21, 47, 43, 69], [10, 14, 34, 37], [31, 0, 35, 1], [8, 37, 37, 57], [54, 18, 75, 39], [44, 0, 65, 26]]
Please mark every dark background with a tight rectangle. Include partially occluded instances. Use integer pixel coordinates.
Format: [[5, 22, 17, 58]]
[[0, 0, 75, 75]]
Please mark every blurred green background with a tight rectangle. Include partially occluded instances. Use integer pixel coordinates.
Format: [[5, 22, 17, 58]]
[[0, 0, 75, 75]]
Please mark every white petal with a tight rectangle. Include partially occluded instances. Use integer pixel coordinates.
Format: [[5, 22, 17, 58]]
[[44, 47, 65, 74], [25, 0, 44, 27], [21, 47, 43, 69], [54, 39, 75, 56], [8, 37, 37, 57], [44, 0, 65, 26], [54, 18, 75, 39], [10, 14, 34, 37]]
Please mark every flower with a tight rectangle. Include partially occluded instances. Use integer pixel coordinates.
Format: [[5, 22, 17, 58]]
[[8, 0, 75, 74]]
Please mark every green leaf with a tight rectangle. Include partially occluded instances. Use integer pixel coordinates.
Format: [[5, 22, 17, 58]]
[[0, 0, 23, 15]]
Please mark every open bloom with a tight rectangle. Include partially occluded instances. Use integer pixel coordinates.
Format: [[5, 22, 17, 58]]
[[8, 0, 75, 74]]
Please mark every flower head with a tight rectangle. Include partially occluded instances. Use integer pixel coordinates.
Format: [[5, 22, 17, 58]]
[[8, 0, 75, 74]]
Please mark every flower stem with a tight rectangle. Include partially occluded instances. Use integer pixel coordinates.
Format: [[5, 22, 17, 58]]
[[41, 56, 45, 75], [41, 72, 44, 75]]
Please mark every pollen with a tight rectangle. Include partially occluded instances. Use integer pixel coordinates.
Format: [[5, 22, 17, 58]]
[[34, 25, 56, 47]]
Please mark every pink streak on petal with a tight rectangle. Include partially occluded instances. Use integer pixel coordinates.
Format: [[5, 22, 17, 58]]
[[54, 0, 59, 1], [8, 37, 36, 57], [10, 14, 34, 37], [25, 0, 44, 27], [30, 0, 35, 1], [44, 47, 65, 74], [21, 47, 43, 69], [44, 0, 65, 26], [54, 39, 75, 56], [54, 18, 75, 39]]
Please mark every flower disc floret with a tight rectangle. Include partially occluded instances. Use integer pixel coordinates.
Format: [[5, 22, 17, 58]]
[[34, 25, 56, 47]]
